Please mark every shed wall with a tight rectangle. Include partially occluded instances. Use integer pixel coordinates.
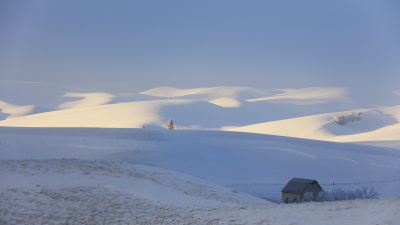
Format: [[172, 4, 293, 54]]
[[301, 183, 322, 201], [282, 192, 301, 203]]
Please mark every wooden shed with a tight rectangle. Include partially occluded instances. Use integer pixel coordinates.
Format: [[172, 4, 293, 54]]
[[281, 178, 323, 203]]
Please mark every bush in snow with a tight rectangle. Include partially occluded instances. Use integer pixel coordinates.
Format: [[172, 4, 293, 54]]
[[316, 191, 329, 202], [330, 111, 362, 125], [302, 192, 315, 202], [316, 186, 379, 202], [328, 188, 348, 201], [358, 186, 379, 199], [283, 196, 289, 204], [347, 111, 363, 122], [290, 196, 299, 203], [346, 189, 360, 200], [167, 119, 174, 129], [330, 114, 347, 125]]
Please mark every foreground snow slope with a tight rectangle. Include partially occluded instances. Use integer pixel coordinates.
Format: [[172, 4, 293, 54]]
[[1, 159, 398, 225], [1, 127, 399, 203]]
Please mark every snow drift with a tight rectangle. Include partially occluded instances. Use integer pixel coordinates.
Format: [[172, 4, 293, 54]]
[[0, 100, 36, 120], [224, 105, 400, 143], [58, 92, 115, 109], [0, 100, 194, 128]]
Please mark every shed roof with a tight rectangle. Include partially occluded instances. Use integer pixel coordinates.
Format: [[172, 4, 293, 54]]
[[281, 178, 322, 194]]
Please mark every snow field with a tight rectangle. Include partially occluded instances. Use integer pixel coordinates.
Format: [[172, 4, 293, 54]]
[[2, 187, 399, 225], [1, 159, 399, 225], [1, 127, 399, 202], [0, 158, 268, 206], [0, 158, 267, 224]]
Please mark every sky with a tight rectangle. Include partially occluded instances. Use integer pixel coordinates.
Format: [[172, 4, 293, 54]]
[[0, 0, 399, 94]]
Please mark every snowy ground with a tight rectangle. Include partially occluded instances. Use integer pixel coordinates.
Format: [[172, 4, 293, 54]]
[[1, 84, 400, 224], [1, 159, 399, 225], [1, 127, 399, 224], [1, 127, 400, 201]]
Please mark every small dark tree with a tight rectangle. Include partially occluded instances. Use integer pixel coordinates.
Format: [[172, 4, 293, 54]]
[[330, 111, 362, 125], [290, 196, 298, 203], [283, 196, 289, 204], [360, 186, 379, 199]]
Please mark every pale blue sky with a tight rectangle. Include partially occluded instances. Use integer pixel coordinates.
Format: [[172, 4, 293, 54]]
[[1, 0, 399, 93]]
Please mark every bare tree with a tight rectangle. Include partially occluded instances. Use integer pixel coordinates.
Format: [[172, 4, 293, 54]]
[[316, 186, 379, 202], [328, 188, 348, 201], [316, 191, 328, 202], [360, 186, 379, 199]]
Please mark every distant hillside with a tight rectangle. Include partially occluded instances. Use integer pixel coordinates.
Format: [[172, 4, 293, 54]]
[[224, 105, 400, 143], [1, 84, 400, 143]]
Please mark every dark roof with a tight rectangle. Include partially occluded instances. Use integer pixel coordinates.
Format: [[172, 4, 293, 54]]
[[281, 178, 322, 194]]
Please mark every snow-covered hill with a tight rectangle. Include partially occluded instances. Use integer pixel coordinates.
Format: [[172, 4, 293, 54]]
[[1, 84, 399, 121], [1, 127, 399, 201], [1, 159, 398, 224], [224, 105, 400, 143], [2, 82, 400, 222], [0, 81, 162, 120], [2, 84, 400, 146], [0, 99, 195, 128], [1, 127, 399, 224]]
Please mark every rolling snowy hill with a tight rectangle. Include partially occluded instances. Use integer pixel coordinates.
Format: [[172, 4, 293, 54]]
[[224, 105, 400, 144], [1, 127, 399, 224], [2, 84, 400, 146], [1, 82, 400, 223], [1, 127, 399, 201]]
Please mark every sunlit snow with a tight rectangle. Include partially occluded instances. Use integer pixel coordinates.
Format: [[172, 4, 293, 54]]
[[1, 84, 400, 224]]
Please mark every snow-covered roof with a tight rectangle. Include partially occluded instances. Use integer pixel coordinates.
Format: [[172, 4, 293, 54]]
[[281, 178, 322, 194]]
